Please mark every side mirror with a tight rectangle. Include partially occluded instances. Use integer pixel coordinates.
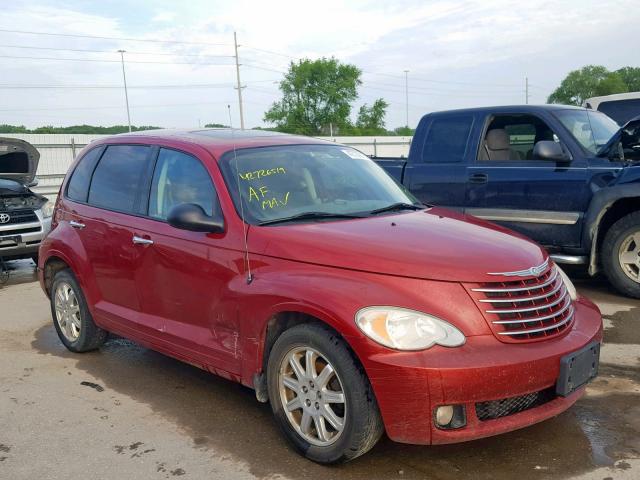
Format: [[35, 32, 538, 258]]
[[167, 203, 224, 233], [533, 141, 571, 162], [26, 179, 39, 187]]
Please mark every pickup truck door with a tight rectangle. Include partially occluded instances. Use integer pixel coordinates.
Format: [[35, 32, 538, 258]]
[[402, 113, 476, 210], [465, 112, 589, 248]]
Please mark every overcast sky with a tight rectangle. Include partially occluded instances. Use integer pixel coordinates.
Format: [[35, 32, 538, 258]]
[[1, 0, 638, 130]]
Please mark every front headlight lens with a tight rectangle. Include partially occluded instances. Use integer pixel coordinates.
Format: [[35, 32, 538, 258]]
[[557, 266, 577, 301], [355, 306, 465, 351], [41, 200, 54, 218]]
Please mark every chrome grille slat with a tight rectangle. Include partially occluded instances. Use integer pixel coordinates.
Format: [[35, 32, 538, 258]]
[[491, 298, 572, 324], [485, 285, 567, 314], [472, 270, 558, 293], [478, 278, 563, 303], [466, 265, 575, 343], [496, 308, 574, 335]]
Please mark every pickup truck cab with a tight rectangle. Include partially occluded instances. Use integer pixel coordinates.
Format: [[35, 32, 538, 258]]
[[376, 105, 640, 297], [39, 129, 602, 463]]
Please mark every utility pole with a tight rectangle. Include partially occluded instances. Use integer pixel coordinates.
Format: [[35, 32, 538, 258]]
[[117, 50, 132, 132], [233, 32, 246, 130], [404, 70, 409, 128], [525, 76, 529, 105]]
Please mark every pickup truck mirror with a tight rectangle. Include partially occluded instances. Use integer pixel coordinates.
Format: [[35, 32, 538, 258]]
[[167, 203, 224, 233], [532, 141, 571, 162]]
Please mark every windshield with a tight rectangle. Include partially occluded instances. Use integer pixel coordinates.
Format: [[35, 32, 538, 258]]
[[219, 144, 419, 225], [554, 109, 619, 155]]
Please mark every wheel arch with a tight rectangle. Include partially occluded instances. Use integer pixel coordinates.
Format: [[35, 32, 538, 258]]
[[583, 188, 640, 275]]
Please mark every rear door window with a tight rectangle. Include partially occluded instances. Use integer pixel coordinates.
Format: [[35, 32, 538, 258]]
[[67, 147, 103, 202], [88, 145, 151, 213], [421, 115, 473, 163]]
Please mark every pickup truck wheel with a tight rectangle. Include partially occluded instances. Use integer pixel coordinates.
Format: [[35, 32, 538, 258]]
[[602, 212, 640, 298], [50, 269, 108, 352], [267, 323, 383, 464]]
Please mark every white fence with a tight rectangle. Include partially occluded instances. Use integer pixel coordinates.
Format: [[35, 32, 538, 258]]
[[2, 133, 412, 200]]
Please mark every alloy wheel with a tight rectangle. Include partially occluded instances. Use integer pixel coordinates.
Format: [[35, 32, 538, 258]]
[[278, 346, 346, 446], [54, 282, 81, 341], [618, 231, 640, 283]]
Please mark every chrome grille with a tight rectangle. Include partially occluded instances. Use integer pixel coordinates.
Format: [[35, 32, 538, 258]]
[[465, 264, 574, 343]]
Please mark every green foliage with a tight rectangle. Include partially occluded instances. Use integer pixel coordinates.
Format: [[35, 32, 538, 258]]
[[355, 99, 389, 135], [264, 57, 362, 135], [615, 67, 640, 92], [203, 123, 229, 128], [392, 126, 415, 136], [547, 65, 639, 105], [0, 124, 161, 134]]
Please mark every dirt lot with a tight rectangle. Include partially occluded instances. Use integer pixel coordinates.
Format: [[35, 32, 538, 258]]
[[0, 260, 638, 480]]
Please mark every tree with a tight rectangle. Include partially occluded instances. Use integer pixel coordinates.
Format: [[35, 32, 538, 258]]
[[355, 99, 389, 134], [547, 65, 634, 105], [615, 67, 640, 92], [264, 57, 361, 135]]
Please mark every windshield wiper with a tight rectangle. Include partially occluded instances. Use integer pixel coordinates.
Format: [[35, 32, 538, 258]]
[[258, 211, 366, 226], [368, 202, 425, 215]]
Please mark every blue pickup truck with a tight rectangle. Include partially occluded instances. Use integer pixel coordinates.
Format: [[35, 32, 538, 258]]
[[375, 105, 640, 297]]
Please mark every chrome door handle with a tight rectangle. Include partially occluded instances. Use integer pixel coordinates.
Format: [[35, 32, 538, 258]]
[[69, 220, 86, 229], [132, 235, 154, 245]]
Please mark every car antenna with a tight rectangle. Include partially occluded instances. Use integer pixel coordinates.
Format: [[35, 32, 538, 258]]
[[228, 105, 253, 284]]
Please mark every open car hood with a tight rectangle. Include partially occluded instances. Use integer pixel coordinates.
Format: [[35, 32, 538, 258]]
[[0, 137, 40, 185], [598, 116, 640, 161]]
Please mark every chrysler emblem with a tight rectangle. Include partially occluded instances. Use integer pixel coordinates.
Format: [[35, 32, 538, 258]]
[[487, 259, 549, 277], [0, 213, 10, 224]]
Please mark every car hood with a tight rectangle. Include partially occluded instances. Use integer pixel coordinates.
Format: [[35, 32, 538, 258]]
[[248, 207, 548, 283], [0, 137, 40, 185]]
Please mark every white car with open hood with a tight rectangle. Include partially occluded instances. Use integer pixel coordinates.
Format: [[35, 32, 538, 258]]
[[0, 137, 52, 262]]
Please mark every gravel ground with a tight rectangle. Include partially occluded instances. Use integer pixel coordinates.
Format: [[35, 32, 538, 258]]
[[0, 259, 638, 480]]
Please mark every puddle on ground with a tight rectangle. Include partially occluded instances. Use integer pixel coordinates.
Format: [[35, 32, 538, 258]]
[[31, 325, 640, 480], [603, 307, 640, 345], [0, 259, 37, 288]]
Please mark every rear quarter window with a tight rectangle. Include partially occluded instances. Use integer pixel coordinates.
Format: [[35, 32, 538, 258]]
[[66, 147, 103, 202], [87, 145, 151, 213], [421, 115, 474, 163]]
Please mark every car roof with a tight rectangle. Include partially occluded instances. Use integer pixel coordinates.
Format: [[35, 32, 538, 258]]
[[427, 104, 586, 116], [100, 128, 333, 159]]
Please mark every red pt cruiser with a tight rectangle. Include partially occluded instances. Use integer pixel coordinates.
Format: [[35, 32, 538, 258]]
[[39, 130, 602, 463]]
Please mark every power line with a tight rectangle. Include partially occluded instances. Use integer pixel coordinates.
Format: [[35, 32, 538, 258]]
[[0, 28, 231, 46], [0, 54, 234, 66], [0, 44, 234, 57]]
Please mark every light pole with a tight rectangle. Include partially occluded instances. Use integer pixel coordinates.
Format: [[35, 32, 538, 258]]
[[404, 70, 409, 129], [118, 49, 132, 132], [233, 32, 246, 130]]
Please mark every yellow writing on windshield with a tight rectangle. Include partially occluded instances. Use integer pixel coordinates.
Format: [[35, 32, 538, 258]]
[[247, 185, 290, 209], [239, 167, 286, 181]]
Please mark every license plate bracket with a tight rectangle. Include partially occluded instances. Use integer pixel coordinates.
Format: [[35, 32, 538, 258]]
[[556, 341, 600, 397]]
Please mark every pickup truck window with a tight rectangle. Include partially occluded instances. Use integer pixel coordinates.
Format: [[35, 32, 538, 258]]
[[422, 115, 473, 163], [554, 109, 619, 155], [219, 145, 417, 225], [479, 114, 556, 161]]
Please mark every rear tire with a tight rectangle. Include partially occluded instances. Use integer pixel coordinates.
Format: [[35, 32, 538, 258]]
[[601, 211, 640, 298], [50, 269, 107, 352], [267, 323, 383, 464]]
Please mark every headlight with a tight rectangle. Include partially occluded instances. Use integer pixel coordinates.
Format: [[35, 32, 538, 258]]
[[557, 266, 577, 301], [41, 200, 54, 218], [355, 306, 465, 351]]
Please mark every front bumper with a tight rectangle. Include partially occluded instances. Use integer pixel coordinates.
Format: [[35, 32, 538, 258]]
[[360, 295, 602, 445], [0, 212, 51, 259]]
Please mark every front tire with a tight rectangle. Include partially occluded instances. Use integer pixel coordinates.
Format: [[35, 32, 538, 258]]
[[602, 211, 640, 298], [50, 269, 107, 352], [267, 323, 383, 464]]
